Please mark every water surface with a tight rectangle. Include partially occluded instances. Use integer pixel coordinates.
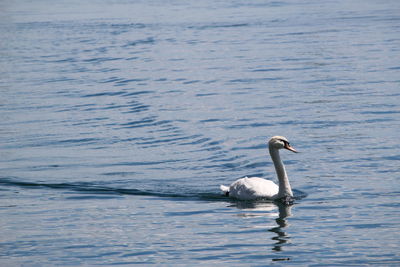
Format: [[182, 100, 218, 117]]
[[1, 0, 400, 265]]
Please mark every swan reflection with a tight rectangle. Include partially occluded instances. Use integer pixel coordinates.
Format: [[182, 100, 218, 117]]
[[229, 200, 293, 254], [269, 203, 291, 252]]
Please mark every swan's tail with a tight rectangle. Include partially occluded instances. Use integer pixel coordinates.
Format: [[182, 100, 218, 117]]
[[220, 185, 230, 196]]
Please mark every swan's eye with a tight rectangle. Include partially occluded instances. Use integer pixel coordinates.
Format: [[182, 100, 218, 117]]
[[279, 139, 288, 145]]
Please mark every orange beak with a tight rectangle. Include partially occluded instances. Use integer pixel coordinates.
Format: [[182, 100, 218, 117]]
[[284, 143, 298, 153]]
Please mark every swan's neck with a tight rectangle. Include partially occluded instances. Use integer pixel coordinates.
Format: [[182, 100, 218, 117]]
[[269, 147, 293, 198]]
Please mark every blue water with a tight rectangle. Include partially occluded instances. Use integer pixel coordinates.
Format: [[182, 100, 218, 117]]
[[1, 0, 400, 265]]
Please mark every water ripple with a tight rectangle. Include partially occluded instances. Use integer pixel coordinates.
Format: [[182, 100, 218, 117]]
[[0, 177, 226, 201]]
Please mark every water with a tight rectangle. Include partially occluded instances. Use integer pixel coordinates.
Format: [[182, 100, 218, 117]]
[[1, 0, 400, 265]]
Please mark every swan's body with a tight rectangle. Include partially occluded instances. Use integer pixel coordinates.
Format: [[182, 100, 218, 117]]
[[220, 136, 297, 203], [220, 177, 278, 200]]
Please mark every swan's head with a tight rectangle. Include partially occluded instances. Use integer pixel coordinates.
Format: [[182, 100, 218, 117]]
[[269, 136, 298, 153]]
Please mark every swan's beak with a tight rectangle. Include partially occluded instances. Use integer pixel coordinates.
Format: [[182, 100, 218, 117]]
[[284, 143, 298, 153]]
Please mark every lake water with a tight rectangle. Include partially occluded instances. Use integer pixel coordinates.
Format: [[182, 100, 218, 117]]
[[1, 0, 400, 265]]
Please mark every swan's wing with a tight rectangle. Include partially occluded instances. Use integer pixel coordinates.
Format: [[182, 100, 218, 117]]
[[246, 177, 279, 198], [229, 177, 279, 200]]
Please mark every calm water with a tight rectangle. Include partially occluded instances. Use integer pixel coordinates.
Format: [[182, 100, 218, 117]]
[[1, 0, 400, 265]]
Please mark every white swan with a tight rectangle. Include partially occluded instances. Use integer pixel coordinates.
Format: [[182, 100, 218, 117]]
[[220, 136, 298, 203]]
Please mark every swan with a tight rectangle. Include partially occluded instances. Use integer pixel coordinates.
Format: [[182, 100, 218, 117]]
[[220, 136, 298, 204]]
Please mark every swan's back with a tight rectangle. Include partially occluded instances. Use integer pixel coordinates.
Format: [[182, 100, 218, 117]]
[[226, 177, 279, 200]]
